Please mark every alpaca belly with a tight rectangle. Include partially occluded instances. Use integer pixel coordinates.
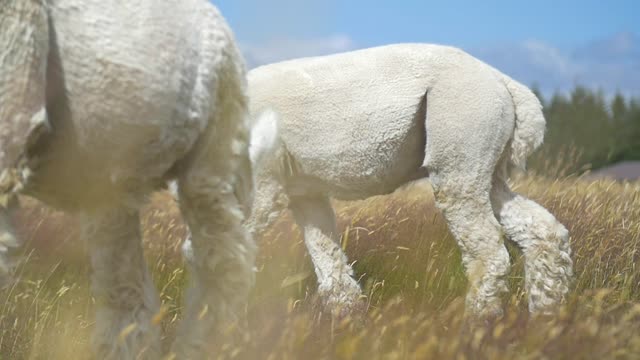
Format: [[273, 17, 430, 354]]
[[25, 135, 157, 211], [287, 114, 426, 200], [25, 100, 199, 211]]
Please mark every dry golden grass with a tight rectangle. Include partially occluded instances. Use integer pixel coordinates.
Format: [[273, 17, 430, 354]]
[[1, 175, 639, 359]]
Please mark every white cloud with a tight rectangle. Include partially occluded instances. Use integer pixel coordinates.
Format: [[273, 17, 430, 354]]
[[236, 31, 639, 97], [521, 40, 577, 77], [470, 32, 640, 97], [240, 34, 355, 68]]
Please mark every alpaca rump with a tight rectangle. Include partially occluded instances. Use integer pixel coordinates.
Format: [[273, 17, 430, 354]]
[[245, 43, 573, 317], [0, 0, 259, 358]]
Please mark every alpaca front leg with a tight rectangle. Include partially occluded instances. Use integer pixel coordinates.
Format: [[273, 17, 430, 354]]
[[82, 207, 161, 360], [290, 196, 363, 315], [0, 195, 20, 288]]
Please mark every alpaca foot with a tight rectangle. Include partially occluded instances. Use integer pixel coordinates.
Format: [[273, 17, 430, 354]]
[[318, 274, 364, 317]]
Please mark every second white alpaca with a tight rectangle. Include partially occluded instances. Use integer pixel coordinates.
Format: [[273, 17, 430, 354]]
[[243, 43, 573, 317]]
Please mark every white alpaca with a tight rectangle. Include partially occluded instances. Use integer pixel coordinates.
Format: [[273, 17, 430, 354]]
[[243, 44, 574, 317], [0, 0, 270, 358]]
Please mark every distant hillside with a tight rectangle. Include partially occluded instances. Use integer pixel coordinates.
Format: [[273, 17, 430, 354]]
[[589, 161, 640, 180]]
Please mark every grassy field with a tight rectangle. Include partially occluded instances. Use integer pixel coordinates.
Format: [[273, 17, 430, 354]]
[[1, 174, 639, 359]]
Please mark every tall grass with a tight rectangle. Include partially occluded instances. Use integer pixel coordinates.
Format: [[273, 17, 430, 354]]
[[1, 174, 639, 359]]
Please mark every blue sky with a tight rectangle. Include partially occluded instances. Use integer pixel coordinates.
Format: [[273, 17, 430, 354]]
[[215, 0, 640, 97]]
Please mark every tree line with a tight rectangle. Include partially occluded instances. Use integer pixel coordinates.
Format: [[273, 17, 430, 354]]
[[528, 87, 640, 177]]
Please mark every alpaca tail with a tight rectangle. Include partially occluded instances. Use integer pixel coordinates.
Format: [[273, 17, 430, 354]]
[[249, 109, 280, 170], [167, 109, 280, 201], [500, 75, 546, 171]]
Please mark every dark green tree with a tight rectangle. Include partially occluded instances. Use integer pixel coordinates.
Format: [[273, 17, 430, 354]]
[[529, 87, 640, 177]]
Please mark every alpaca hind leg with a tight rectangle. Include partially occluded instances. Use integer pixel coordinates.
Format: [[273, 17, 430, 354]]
[[171, 167, 256, 357], [432, 181, 511, 318], [491, 178, 572, 314], [289, 195, 362, 315], [423, 69, 516, 317], [170, 83, 255, 356], [82, 207, 161, 360]]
